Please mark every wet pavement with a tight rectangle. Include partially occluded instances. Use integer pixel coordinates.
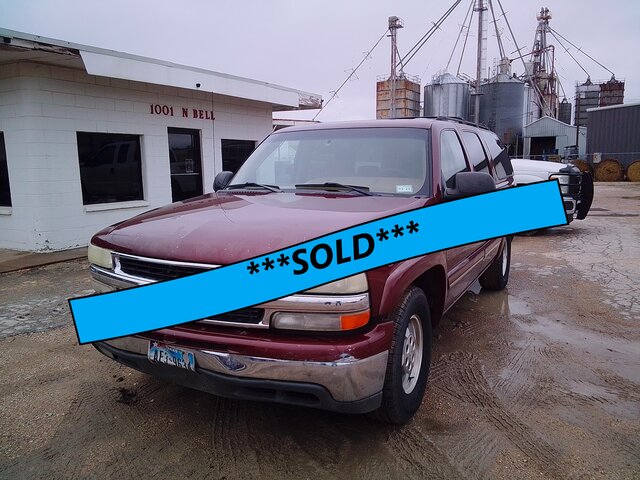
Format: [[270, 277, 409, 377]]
[[0, 183, 638, 479]]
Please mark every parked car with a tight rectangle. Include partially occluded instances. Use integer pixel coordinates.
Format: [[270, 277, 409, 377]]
[[88, 117, 513, 424], [511, 158, 593, 223]]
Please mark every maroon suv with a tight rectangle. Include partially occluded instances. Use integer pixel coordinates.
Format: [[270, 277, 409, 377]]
[[89, 118, 513, 423]]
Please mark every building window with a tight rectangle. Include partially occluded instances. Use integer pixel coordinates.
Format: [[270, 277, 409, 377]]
[[77, 132, 143, 205], [222, 139, 256, 174], [0, 133, 11, 207]]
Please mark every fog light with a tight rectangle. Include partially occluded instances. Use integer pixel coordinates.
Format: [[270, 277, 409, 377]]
[[272, 310, 370, 331]]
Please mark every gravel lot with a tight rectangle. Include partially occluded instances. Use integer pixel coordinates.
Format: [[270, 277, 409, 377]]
[[0, 183, 638, 479]]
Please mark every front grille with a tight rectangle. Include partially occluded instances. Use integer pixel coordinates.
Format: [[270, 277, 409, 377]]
[[113, 254, 266, 327], [206, 308, 265, 325], [552, 173, 582, 197], [118, 256, 207, 282]]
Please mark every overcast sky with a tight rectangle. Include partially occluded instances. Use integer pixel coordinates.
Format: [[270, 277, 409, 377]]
[[2, 0, 639, 121]]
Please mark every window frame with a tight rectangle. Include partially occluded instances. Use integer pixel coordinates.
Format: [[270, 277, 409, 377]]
[[461, 130, 493, 176], [76, 131, 145, 206], [479, 130, 513, 181], [0, 132, 11, 208], [439, 128, 470, 189]]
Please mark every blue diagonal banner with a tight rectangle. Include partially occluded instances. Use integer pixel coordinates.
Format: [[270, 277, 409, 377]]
[[69, 181, 566, 344]]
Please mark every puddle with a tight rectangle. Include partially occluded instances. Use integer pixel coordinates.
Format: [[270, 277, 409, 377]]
[[455, 288, 532, 317], [512, 314, 640, 382]]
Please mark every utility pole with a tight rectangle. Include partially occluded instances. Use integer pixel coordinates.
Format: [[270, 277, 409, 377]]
[[474, 0, 487, 125], [388, 16, 403, 119]]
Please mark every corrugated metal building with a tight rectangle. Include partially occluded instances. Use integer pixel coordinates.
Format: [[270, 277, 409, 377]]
[[522, 116, 586, 159], [587, 103, 640, 167]]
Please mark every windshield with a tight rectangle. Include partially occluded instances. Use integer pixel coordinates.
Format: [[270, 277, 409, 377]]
[[231, 127, 430, 196]]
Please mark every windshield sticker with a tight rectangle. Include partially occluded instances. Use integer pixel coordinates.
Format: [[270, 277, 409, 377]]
[[396, 185, 413, 193]]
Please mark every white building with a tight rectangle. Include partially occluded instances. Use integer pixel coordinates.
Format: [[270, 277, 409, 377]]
[[522, 116, 586, 159], [0, 29, 321, 251]]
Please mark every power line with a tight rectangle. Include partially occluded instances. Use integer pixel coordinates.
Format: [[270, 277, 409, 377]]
[[400, 0, 464, 68], [487, 0, 506, 60], [312, 28, 389, 121], [446, 0, 474, 72], [456, 1, 475, 76], [548, 27, 614, 77], [548, 28, 590, 79]]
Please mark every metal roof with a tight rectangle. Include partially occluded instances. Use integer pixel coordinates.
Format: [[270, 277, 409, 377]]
[[523, 115, 586, 137], [586, 102, 640, 113], [0, 28, 322, 111]]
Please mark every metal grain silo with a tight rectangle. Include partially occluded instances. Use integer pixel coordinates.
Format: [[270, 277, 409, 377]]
[[558, 98, 572, 125], [423, 72, 470, 120], [479, 73, 525, 148]]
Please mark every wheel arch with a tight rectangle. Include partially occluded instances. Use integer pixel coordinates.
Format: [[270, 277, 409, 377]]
[[411, 266, 447, 328]]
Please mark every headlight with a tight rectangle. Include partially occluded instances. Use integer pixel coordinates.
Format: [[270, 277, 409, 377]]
[[549, 173, 569, 184], [272, 310, 370, 331], [88, 243, 113, 269], [303, 273, 368, 294]]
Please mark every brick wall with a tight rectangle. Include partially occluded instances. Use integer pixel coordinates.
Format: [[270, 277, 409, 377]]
[[0, 62, 273, 251]]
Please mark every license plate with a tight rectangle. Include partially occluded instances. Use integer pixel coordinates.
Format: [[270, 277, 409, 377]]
[[148, 342, 196, 371]]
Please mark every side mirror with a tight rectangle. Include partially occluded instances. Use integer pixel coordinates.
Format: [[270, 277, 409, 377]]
[[445, 171, 496, 200], [213, 171, 234, 191]]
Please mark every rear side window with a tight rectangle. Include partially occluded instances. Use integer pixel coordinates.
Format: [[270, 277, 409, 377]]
[[462, 131, 490, 174], [440, 130, 469, 188], [481, 131, 513, 179]]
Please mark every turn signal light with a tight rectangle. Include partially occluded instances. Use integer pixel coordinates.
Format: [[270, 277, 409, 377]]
[[340, 310, 370, 330]]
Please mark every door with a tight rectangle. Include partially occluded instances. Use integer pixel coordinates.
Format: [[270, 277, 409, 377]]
[[168, 128, 203, 202], [440, 130, 486, 306]]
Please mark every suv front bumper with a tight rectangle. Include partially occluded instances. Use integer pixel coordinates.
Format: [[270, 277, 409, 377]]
[[94, 335, 388, 413]]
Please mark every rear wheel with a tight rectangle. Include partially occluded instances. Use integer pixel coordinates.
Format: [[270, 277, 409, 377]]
[[479, 237, 511, 290], [372, 287, 431, 424]]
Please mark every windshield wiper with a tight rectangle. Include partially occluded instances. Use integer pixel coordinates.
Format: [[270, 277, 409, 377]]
[[294, 182, 374, 196], [225, 182, 281, 193]]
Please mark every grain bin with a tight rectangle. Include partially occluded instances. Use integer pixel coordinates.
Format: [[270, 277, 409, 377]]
[[423, 72, 470, 120], [558, 98, 572, 125], [479, 73, 526, 147]]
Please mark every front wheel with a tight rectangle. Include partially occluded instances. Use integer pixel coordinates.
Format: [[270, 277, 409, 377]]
[[479, 237, 511, 290], [372, 287, 432, 424]]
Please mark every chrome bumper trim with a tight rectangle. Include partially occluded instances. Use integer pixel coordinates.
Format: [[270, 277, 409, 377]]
[[100, 336, 388, 402], [90, 265, 370, 329]]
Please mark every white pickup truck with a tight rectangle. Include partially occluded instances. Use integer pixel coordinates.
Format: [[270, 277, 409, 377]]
[[511, 158, 593, 223]]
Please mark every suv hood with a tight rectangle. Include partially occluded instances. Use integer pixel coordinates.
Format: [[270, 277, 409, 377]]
[[93, 192, 426, 264], [511, 158, 566, 176]]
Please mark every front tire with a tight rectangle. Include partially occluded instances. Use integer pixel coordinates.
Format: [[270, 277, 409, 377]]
[[479, 237, 511, 290], [372, 287, 432, 424]]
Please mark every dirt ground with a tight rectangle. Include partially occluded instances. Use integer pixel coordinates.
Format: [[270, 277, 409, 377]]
[[0, 183, 638, 479]]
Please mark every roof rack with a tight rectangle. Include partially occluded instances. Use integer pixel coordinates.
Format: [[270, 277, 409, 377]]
[[424, 116, 491, 130], [386, 116, 491, 131]]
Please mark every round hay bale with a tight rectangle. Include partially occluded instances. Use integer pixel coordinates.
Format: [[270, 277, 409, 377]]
[[595, 159, 624, 182], [626, 161, 640, 182], [572, 159, 594, 176]]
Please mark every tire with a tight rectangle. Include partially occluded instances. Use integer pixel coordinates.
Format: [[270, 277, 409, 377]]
[[371, 286, 432, 424], [479, 237, 511, 290]]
